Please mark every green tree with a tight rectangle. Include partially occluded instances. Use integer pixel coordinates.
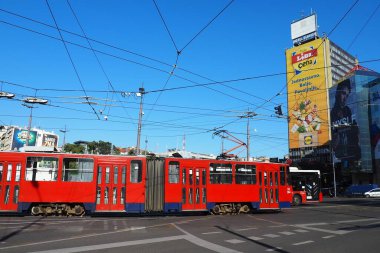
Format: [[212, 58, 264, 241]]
[[63, 143, 85, 154]]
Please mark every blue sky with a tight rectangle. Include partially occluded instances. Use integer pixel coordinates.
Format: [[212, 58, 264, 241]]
[[0, 0, 379, 158]]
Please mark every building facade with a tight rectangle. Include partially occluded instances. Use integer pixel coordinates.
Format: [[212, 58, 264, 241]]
[[0, 126, 59, 151]]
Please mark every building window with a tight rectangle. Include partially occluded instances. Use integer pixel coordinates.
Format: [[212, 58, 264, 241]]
[[209, 163, 232, 184], [26, 157, 58, 181], [63, 158, 94, 182]]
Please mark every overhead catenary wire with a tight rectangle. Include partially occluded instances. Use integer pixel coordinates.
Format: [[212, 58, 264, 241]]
[[45, 0, 100, 120], [66, 0, 132, 121], [347, 1, 380, 51]]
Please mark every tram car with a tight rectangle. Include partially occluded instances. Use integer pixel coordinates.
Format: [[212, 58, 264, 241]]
[[0, 152, 293, 216]]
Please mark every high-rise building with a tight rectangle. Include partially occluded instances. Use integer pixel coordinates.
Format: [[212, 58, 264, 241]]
[[286, 14, 357, 165], [286, 14, 380, 187]]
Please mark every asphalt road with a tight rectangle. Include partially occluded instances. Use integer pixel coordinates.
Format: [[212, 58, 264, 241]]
[[1, 198, 380, 253]]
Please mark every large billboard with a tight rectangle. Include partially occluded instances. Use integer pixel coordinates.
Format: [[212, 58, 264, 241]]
[[286, 38, 330, 149], [42, 134, 58, 148], [12, 128, 37, 150], [291, 14, 317, 45], [329, 78, 360, 162]]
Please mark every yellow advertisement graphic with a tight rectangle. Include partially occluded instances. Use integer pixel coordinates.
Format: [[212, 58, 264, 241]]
[[286, 38, 330, 149]]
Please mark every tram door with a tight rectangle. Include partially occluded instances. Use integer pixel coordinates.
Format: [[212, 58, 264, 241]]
[[0, 161, 21, 212], [96, 164, 126, 211], [182, 168, 207, 211], [258, 167, 279, 209]]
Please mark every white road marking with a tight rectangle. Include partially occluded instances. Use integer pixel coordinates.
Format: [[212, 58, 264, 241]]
[[294, 229, 308, 233], [172, 223, 242, 253], [235, 227, 257, 231], [322, 235, 335, 239], [248, 236, 264, 241], [269, 225, 288, 228], [293, 225, 351, 235], [266, 247, 283, 252], [293, 240, 314, 246], [263, 234, 280, 238], [29, 235, 186, 253], [279, 231, 295, 235], [202, 231, 222, 235], [225, 239, 245, 244]]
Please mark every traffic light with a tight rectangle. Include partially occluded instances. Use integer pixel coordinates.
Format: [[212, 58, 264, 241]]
[[274, 105, 283, 116]]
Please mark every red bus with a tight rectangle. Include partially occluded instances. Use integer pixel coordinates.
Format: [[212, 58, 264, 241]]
[[0, 152, 293, 216]]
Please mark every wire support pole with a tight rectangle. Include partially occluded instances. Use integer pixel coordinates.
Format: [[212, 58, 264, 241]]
[[136, 87, 145, 155], [26, 106, 33, 147]]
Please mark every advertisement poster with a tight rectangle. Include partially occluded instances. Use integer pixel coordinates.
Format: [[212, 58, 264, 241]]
[[329, 78, 360, 161], [42, 134, 58, 148], [12, 128, 37, 150], [370, 82, 380, 169], [286, 38, 330, 149]]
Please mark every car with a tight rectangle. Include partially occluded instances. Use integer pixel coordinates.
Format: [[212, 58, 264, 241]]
[[364, 188, 380, 198], [344, 184, 379, 197]]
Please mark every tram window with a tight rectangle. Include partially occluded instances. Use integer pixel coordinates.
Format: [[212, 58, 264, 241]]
[[209, 163, 232, 184], [97, 167, 102, 184], [202, 170, 206, 186], [270, 172, 273, 186], [96, 187, 101, 204], [235, 164, 256, 184], [14, 164, 21, 182], [105, 167, 110, 184], [196, 188, 200, 204], [189, 188, 193, 204], [275, 189, 279, 203], [121, 167, 126, 184], [196, 169, 200, 185], [4, 185, 10, 204], [182, 188, 186, 204], [7, 164, 12, 181], [121, 187, 125, 204], [26, 157, 59, 181], [189, 169, 193, 185], [259, 172, 262, 186], [182, 168, 186, 184], [275, 172, 278, 186], [270, 189, 274, 203], [63, 158, 94, 182], [0, 163, 3, 181], [168, 162, 179, 183], [280, 167, 285, 185], [104, 187, 109, 204], [264, 172, 267, 186], [12, 186, 19, 204], [113, 188, 117, 205], [202, 188, 206, 204], [114, 167, 118, 184], [130, 160, 142, 183]]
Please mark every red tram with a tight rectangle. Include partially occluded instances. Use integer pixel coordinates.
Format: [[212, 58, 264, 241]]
[[0, 152, 293, 216]]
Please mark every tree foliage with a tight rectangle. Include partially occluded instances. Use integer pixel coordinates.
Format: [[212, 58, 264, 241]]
[[63, 141, 121, 155]]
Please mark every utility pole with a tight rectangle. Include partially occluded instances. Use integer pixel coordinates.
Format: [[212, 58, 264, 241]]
[[240, 111, 257, 161], [59, 125, 68, 148], [22, 104, 35, 147], [136, 87, 145, 155], [332, 149, 337, 197]]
